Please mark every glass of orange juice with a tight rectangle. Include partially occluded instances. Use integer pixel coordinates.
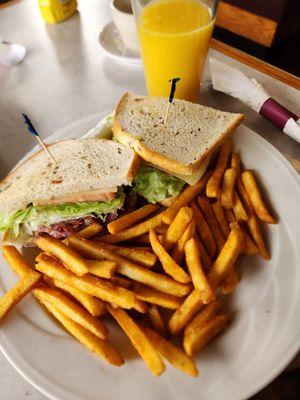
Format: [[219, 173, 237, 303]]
[[131, 0, 219, 101]]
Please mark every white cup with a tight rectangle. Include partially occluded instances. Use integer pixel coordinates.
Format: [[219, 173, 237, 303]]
[[110, 0, 140, 53]]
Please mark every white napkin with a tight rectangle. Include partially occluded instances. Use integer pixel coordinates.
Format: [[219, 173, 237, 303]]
[[210, 58, 300, 143]]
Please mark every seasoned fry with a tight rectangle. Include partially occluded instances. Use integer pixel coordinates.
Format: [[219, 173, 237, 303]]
[[212, 200, 230, 238], [86, 260, 117, 278], [68, 237, 191, 296], [208, 227, 244, 288], [197, 197, 225, 252], [108, 306, 165, 376], [184, 238, 215, 303], [168, 289, 204, 335], [147, 305, 167, 337], [184, 299, 221, 335], [220, 269, 239, 295], [191, 201, 216, 257], [232, 191, 248, 221], [108, 204, 160, 234], [221, 168, 237, 209], [44, 276, 106, 317], [194, 234, 211, 271], [35, 253, 136, 309], [163, 206, 193, 250], [206, 141, 231, 198], [0, 270, 42, 323], [142, 326, 198, 377], [149, 229, 191, 284], [100, 212, 164, 244], [172, 219, 196, 264], [162, 170, 211, 224], [94, 242, 157, 268], [241, 171, 277, 224], [36, 236, 89, 276], [33, 287, 108, 338], [63, 223, 102, 244], [236, 178, 270, 259], [184, 314, 230, 357], [133, 283, 182, 309], [35, 295, 123, 366], [2, 245, 34, 277]]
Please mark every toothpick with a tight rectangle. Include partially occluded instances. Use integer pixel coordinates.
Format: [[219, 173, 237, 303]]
[[163, 77, 181, 125], [22, 113, 57, 165]]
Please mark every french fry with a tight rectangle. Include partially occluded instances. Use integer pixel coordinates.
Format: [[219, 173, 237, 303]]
[[142, 326, 198, 377], [194, 234, 211, 271], [197, 197, 225, 252], [2, 245, 34, 277], [208, 227, 244, 288], [133, 283, 182, 309], [221, 168, 236, 209], [147, 305, 167, 337], [128, 233, 150, 246], [220, 269, 239, 295], [184, 314, 230, 357], [168, 289, 205, 335], [212, 200, 230, 238], [94, 242, 157, 268], [100, 212, 164, 244], [36, 236, 88, 276], [241, 171, 277, 224], [236, 178, 270, 259], [242, 230, 259, 255], [35, 295, 124, 366], [0, 270, 42, 323], [63, 223, 102, 244], [44, 276, 106, 317], [111, 276, 132, 289], [191, 201, 216, 257], [134, 298, 149, 314], [108, 306, 165, 376], [184, 238, 215, 303], [85, 260, 117, 279], [206, 141, 231, 198], [172, 219, 196, 264], [163, 206, 193, 250], [162, 171, 211, 224], [232, 191, 248, 221], [68, 237, 191, 296], [35, 253, 136, 309], [155, 224, 168, 234], [149, 229, 191, 284], [108, 204, 160, 234], [33, 287, 108, 339], [184, 299, 221, 335], [231, 152, 241, 174]]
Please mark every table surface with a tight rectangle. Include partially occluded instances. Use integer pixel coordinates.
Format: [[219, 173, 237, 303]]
[[0, 1, 299, 399]]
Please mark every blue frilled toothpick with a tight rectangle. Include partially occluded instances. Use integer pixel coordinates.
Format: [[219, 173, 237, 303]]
[[164, 77, 181, 125], [22, 113, 57, 164]]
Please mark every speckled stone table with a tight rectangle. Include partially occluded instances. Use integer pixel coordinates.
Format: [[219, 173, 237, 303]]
[[0, 1, 299, 400]]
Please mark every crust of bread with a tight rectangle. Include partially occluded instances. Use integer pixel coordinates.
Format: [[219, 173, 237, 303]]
[[114, 93, 245, 176]]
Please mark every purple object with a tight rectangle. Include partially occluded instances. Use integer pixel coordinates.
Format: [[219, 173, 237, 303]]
[[259, 98, 298, 130]]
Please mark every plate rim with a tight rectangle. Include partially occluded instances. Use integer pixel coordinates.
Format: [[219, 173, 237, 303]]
[[0, 114, 299, 400]]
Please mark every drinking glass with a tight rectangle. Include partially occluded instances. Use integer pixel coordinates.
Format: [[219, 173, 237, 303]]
[[131, 0, 219, 101]]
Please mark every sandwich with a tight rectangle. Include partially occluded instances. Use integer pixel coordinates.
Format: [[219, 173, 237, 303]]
[[112, 93, 244, 204], [0, 139, 139, 245]]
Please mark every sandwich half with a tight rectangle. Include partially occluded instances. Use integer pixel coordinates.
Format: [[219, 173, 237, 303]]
[[0, 139, 139, 245], [114, 93, 244, 203]]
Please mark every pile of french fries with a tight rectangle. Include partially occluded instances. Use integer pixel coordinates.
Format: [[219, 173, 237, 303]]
[[0, 140, 277, 377]]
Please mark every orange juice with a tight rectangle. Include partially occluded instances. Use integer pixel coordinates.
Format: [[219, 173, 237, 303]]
[[138, 0, 215, 101]]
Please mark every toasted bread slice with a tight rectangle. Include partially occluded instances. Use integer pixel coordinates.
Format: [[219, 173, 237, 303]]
[[114, 93, 244, 175], [0, 139, 139, 216]]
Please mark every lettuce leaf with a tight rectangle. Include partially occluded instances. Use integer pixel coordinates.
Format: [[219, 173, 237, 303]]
[[133, 166, 185, 204], [0, 194, 124, 238]]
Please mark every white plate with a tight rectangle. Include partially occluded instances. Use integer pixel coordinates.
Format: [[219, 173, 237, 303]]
[[0, 112, 300, 400], [99, 21, 142, 65]]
